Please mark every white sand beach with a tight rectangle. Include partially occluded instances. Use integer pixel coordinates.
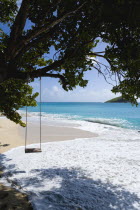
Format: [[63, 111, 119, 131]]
[[0, 117, 140, 209], [0, 118, 24, 154], [0, 118, 96, 153]]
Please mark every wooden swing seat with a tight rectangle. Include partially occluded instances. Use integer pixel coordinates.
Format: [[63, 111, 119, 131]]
[[25, 148, 42, 153]]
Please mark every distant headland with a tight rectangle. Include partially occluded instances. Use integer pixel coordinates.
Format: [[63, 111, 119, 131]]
[[105, 96, 129, 103]]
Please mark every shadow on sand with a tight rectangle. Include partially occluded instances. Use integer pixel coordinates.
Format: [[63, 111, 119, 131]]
[[0, 153, 140, 210], [0, 143, 10, 148], [0, 153, 32, 210]]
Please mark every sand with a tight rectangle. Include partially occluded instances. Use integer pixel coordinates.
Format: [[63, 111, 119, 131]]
[[0, 118, 97, 153], [0, 118, 33, 209], [0, 118, 25, 153], [0, 184, 32, 210], [1, 129, 140, 209], [1, 118, 140, 209], [0, 117, 97, 209]]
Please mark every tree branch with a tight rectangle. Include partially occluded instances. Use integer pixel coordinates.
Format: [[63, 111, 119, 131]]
[[88, 52, 113, 68], [6, 56, 65, 80], [10, 0, 29, 41], [30, 59, 65, 78], [11, 1, 86, 60], [7, 0, 29, 59], [37, 73, 68, 90], [25, 2, 86, 43], [13, 28, 56, 62]]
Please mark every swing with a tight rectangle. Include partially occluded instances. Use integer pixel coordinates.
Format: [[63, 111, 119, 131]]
[[25, 77, 42, 153]]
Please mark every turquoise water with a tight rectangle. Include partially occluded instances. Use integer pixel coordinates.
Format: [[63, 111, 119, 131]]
[[20, 102, 140, 130]]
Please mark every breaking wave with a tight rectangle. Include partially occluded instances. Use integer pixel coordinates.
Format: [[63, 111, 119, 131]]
[[18, 110, 81, 121], [18, 110, 134, 129], [85, 118, 133, 129]]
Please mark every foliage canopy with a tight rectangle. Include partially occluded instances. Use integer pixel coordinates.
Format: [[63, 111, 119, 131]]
[[0, 0, 140, 126]]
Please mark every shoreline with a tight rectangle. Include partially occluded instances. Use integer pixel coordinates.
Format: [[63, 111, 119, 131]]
[[2, 136, 140, 209], [0, 118, 32, 209], [0, 118, 140, 209], [0, 118, 97, 154], [0, 118, 97, 210], [0, 118, 24, 154]]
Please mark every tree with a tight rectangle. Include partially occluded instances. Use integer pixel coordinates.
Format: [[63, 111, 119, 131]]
[[0, 0, 140, 126]]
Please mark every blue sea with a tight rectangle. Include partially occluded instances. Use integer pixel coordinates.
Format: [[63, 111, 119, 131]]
[[20, 102, 140, 130]]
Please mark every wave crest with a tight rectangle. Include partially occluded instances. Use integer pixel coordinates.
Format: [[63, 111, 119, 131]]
[[18, 111, 133, 129], [85, 118, 132, 128], [18, 110, 80, 120]]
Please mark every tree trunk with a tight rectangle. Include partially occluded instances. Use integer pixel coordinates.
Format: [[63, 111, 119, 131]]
[[0, 66, 8, 83]]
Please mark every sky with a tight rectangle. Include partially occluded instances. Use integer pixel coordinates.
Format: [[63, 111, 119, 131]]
[[1, 2, 121, 103], [31, 41, 120, 102], [31, 73, 119, 103]]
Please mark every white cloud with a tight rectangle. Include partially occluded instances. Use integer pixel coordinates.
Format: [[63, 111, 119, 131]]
[[40, 85, 119, 102], [52, 86, 59, 92]]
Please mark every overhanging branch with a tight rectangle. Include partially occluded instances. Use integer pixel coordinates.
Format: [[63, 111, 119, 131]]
[[24, 1, 86, 43], [88, 52, 113, 68], [10, 0, 29, 41], [7, 0, 29, 60], [11, 1, 87, 60], [39, 73, 68, 90]]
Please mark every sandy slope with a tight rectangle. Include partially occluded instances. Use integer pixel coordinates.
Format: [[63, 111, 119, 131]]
[[0, 183, 32, 210], [1, 137, 140, 210], [0, 118, 24, 153], [0, 118, 96, 210], [0, 118, 96, 153], [1, 118, 139, 209]]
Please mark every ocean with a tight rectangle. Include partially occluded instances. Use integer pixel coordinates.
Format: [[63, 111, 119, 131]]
[[20, 102, 140, 130]]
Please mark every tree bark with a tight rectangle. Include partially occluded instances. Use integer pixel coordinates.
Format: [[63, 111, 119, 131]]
[[0, 66, 8, 83], [7, 0, 30, 61]]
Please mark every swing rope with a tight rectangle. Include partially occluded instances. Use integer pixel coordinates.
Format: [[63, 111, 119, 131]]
[[25, 77, 42, 153], [25, 104, 28, 149], [39, 76, 42, 150]]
